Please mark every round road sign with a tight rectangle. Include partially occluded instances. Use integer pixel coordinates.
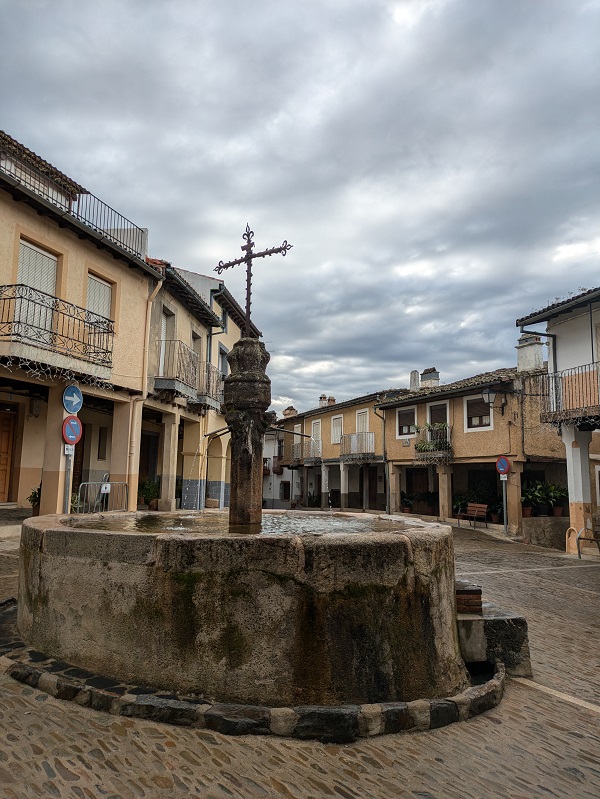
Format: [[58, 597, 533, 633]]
[[496, 456, 511, 475], [62, 385, 83, 414], [62, 415, 83, 445]]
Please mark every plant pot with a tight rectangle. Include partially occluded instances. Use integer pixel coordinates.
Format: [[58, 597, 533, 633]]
[[403, 507, 411, 513], [32, 503, 40, 517], [522, 506, 533, 518], [491, 514, 500, 524], [537, 504, 549, 517], [425, 506, 434, 515], [552, 506, 564, 517]]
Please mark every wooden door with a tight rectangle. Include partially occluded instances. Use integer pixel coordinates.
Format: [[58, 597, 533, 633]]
[[0, 411, 15, 502]]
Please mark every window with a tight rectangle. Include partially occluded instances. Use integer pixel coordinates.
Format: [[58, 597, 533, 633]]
[[465, 396, 492, 431], [97, 427, 108, 460], [219, 345, 229, 378], [87, 274, 112, 319], [280, 481, 291, 501], [356, 410, 369, 433], [331, 415, 343, 444], [397, 407, 417, 437], [277, 437, 284, 458], [221, 309, 228, 332], [17, 240, 58, 344], [428, 402, 448, 426], [311, 420, 321, 441]]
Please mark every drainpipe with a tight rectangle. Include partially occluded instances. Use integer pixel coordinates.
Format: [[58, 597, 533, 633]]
[[127, 276, 164, 503], [373, 402, 388, 515]]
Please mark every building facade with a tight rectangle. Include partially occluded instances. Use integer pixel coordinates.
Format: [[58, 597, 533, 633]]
[[0, 131, 248, 514], [517, 288, 600, 554]]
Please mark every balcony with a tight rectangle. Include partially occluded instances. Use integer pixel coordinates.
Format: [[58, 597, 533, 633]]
[[263, 458, 270, 476], [303, 439, 322, 465], [414, 424, 452, 464], [272, 456, 284, 475], [154, 339, 199, 399], [0, 283, 113, 378], [196, 361, 224, 410], [340, 432, 375, 463], [539, 362, 600, 425], [0, 147, 147, 259]]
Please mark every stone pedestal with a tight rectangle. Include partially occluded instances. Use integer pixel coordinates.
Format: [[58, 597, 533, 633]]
[[223, 338, 271, 526]]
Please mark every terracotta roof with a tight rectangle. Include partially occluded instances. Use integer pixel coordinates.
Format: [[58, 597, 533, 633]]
[[516, 286, 600, 326], [376, 367, 522, 408], [0, 130, 86, 196], [278, 388, 410, 421]]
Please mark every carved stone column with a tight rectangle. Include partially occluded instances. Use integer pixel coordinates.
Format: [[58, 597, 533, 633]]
[[223, 338, 271, 526]]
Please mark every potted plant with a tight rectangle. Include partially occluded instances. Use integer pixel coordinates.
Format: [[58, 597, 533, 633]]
[[545, 483, 568, 516], [521, 484, 541, 517], [415, 491, 438, 515], [452, 495, 467, 518], [401, 491, 413, 513], [490, 499, 503, 524], [27, 486, 41, 516]]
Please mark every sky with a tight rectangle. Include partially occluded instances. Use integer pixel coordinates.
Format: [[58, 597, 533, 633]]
[[1, 0, 600, 414]]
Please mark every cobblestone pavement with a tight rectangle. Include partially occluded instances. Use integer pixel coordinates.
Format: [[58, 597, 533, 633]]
[[0, 524, 599, 799]]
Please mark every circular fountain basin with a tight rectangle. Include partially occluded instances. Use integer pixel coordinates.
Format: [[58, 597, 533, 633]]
[[18, 511, 469, 707]]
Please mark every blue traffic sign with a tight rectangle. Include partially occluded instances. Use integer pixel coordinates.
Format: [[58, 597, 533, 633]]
[[63, 385, 83, 414], [62, 415, 83, 445], [496, 456, 511, 475]]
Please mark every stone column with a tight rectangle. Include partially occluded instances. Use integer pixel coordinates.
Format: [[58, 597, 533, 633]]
[[158, 412, 178, 511], [127, 400, 143, 511], [223, 338, 271, 526], [321, 464, 330, 508], [340, 462, 348, 510], [562, 425, 593, 553], [109, 400, 130, 485], [182, 419, 204, 510], [507, 461, 523, 536], [437, 464, 453, 521], [40, 385, 68, 515], [388, 464, 399, 513], [362, 465, 370, 510]]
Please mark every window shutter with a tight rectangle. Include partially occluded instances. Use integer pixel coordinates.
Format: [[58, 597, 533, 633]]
[[87, 275, 112, 319], [18, 241, 57, 295], [356, 410, 368, 433]]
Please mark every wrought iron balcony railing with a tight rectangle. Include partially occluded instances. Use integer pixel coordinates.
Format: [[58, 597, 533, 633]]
[[156, 339, 199, 391], [539, 362, 600, 424], [0, 283, 114, 367], [197, 361, 224, 405], [340, 432, 375, 462], [414, 424, 453, 464], [0, 148, 146, 258], [291, 442, 303, 461], [303, 440, 322, 462]]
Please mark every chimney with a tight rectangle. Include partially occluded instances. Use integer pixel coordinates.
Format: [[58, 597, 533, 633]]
[[516, 333, 544, 372], [318, 394, 328, 407], [410, 370, 420, 391], [282, 406, 298, 418], [420, 367, 440, 388], [327, 396, 336, 405]]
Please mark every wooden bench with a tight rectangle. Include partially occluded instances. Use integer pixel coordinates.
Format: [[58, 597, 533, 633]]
[[567, 525, 600, 559], [457, 503, 488, 528]]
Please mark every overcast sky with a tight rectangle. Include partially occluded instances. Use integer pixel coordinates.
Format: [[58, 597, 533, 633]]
[[2, 0, 599, 413]]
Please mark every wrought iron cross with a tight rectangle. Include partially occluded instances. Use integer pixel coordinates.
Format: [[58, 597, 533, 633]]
[[215, 224, 292, 337]]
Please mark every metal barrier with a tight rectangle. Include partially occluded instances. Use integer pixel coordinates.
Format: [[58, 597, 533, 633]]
[[75, 480, 128, 513]]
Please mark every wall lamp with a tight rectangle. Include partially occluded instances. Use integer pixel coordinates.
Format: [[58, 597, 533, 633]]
[[480, 387, 497, 406]]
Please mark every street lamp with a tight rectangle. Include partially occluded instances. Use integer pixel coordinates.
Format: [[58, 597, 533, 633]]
[[481, 387, 497, 407]]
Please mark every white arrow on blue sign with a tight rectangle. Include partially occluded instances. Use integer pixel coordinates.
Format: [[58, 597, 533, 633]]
[[63, 385, 83, 414]]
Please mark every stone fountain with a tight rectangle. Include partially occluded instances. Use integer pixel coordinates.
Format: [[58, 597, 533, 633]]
[[13, 229, 508, 740]]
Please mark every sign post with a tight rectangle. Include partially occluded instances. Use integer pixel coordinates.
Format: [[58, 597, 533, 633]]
[[496, 456, 511, 536], [62, 415, 83, 514]]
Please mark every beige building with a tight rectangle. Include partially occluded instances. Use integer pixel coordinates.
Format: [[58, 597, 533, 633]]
[[0, 131, 248, 514], [276, 390, 407, 510], [377, 336, 567, 540]]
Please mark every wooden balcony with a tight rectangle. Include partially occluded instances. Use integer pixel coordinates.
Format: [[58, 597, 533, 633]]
[[340, 432, 375, 463], [539, 362, 600, 426], [0, 283, 113, 379], [414, 424, 453, 464]]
